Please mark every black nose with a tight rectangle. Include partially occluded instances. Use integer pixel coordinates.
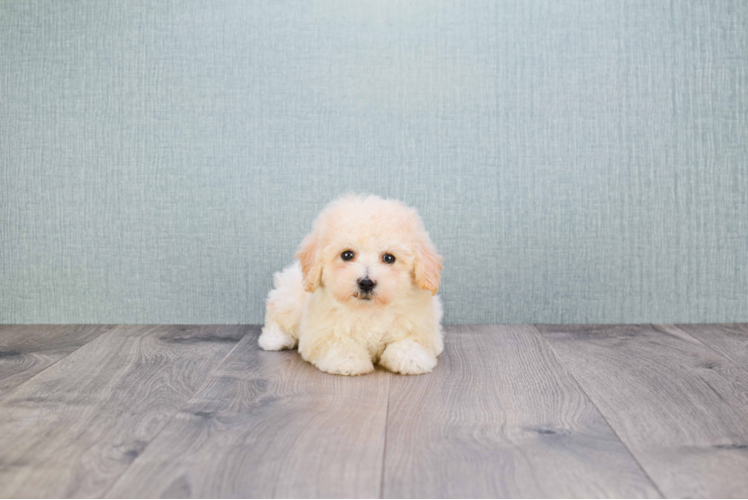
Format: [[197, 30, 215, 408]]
[[357, 276, 376, 293]]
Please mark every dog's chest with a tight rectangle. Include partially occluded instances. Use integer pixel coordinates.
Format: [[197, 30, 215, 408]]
[[345, 310, 400, 353]]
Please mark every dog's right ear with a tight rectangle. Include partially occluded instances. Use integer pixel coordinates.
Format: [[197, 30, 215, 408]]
[[295, 231, 323, 293]]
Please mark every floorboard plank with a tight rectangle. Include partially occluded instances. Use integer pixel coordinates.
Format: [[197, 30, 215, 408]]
[[105, 330, 390, 499], [382, 325, 660, 498], [674, 323, 748, 367], [0, 325, 247, 498], [538, 324, 748, 498], [0, 325, 113, 397]]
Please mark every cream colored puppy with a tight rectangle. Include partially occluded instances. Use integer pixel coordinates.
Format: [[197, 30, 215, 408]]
[[258, 194, 444, 376]]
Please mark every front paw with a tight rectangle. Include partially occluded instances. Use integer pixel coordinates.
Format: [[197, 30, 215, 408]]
[[258, 324, 296, 351], [380, 340, 437, 375], [314, 346, 374, 376]]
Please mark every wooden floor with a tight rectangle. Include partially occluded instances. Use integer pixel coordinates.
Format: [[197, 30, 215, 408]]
[[0, 324, 747, 498]]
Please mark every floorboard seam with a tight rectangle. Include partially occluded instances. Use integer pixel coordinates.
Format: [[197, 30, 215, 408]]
[[100, 325, 254, 499], [530, 324, 667, 499], [0, 324, 118, 402], [379, 372, 392, 499], [662, 324, 743, 367]]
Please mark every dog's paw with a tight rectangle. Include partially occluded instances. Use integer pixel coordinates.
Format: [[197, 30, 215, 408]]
[[315, 346, 374, 376], [380, 340, 437, 375], [258, 325, 296, 351]]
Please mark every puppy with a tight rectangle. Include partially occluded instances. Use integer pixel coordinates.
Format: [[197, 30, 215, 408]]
[[258, 194, 444, 376]]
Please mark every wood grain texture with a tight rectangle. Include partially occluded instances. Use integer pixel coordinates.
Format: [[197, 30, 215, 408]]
[[105, 329, 391, 499], [0, 325, 247, 498], [674, 323, 748, 367], [0, 325, 113, 396], [539, 324, 748, 498], [382, 325, 659, 498]]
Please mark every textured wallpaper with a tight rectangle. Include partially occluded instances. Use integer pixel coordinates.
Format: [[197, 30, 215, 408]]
[[1, 0, 747, 324]]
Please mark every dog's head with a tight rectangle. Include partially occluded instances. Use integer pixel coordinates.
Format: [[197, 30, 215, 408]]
[[295, 194, 442, 306]]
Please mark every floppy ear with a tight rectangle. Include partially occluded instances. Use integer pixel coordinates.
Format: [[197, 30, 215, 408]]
[[295, 231, 323, 293], [413, 235, 443, 295]]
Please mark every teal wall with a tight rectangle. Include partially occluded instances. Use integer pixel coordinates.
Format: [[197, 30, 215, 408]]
[[2, 1, 747, 324]]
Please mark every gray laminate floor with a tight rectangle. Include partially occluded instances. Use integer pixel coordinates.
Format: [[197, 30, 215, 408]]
[[0, 324, 747, 498]]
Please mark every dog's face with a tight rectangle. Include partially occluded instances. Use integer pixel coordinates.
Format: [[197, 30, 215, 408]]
[[295, 195, 442, 307]]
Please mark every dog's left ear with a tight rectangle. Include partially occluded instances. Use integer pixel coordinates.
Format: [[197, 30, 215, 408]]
[[295, 231, 323, 293], [413, 233, 443, 295]]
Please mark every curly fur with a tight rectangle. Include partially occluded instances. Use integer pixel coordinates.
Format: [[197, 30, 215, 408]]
[[259, 194, 444, 376]]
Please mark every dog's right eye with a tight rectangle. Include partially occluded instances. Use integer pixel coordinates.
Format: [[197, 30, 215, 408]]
[[341, 250, 355, 261]]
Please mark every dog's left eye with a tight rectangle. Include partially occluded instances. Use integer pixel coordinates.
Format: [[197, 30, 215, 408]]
[[382, 253, 396, 264]]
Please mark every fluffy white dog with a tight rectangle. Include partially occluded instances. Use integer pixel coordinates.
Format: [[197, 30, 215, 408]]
[[258, 194, 444, 376]]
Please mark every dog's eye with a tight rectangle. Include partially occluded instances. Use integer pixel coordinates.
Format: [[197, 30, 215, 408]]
[[382, 253, 396, 264], [341, 250, 355, 261]]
